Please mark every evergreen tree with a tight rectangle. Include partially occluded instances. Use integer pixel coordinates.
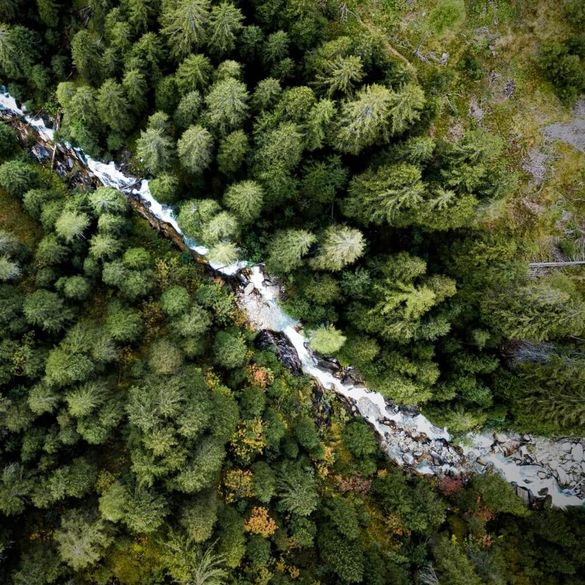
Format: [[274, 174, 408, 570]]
[[97, 79, 133, 133], [309, 325, 346, 355], [277, 464, 319, 516], [344, 163, 426, 226], [162, 0, 211, 59], [207, 1, 244, 55], [311, 225, 365, 271], [136, 125, 175, 175], [482, 276, 585, 342], [89, 187, 128, 215], [0, 25, 39, 80], [176, 53, 213, 94], [204, 78, 249, 134], [122, 69, 148, 113], [23, 290, 72, 334], [266, 229, 316, 273], [178, 125, 214, 174], [54, 510, 113, 571], [175, 91, 203, 130], [217, 130, 249, 174], [223, 180, 264, 223], [315, 55, 364, 96], [55, 210, 90, 244], [71, 30, 103, 83], [335, 84, 425, 154], [208, 241, 240, 266]]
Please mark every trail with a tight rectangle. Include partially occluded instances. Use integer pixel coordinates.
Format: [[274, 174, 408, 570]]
[[1, 91, 583, 508]]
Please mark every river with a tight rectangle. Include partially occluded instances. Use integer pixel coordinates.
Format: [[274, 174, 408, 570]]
[[1, 91, 583, 508]]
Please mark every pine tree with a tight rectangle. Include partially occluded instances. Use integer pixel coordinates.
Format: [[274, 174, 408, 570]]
[[251, 77, 282, 111], [344, 163, 426, 226], [335, 83, 425, 154], [176, 53, 213, 94], [265, 229, 316, 273], [97, 79, 133, 133], [71, 30, 103, 83], [213, 330, 247, 368], [217, 130, 249, 174], [311, 225, 365, 271], [0, 25, 39, 80], [178, 125, 214, 174], [201, 211, 239, 246], [161, 0, 210, 59], [23, 290, 72, 334], [207, 1, 243, 55], [89, 187, 128, 215], [0, 160, 40, 198], [0, 463, 32, 516], [175, 91, 203, 129], [305, 98, 336, 151], [482, 277, 585, 342], [315, 55, 364, 96], [204, 77, 249, 134], [55, 210, 90, 244], [277, 464, 319, 516], [125, 0, 155, 33], [208, 241, 240, 266], [136, 126, 175, 175], [178, 199, 222, 241], [223, 180, 263, 223], [309, 325, 346, 355], [0, 255, 21, 281], [122, 69, 148, 113], [54, 510, 113, 571]]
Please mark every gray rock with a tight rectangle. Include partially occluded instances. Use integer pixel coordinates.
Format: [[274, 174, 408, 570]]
[[494, 432, 508, 443], [515, 486, 531, 506], [562, 442, 573, 452], [557, 469, 570, 486], [571, 443, 583, 462], [403, 453, 415, 466], [243, 282, 255, 295]]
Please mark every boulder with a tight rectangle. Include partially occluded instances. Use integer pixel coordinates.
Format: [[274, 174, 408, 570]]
[[255, 330, 302, 375], [403, 453, 415, 466], [571, 443, 583, 462]]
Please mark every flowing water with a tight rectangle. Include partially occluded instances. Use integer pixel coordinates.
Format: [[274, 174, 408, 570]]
[[1, 91, 583, 508]]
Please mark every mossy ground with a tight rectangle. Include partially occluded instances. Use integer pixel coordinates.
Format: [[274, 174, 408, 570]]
[[354, 0, 585, 261]]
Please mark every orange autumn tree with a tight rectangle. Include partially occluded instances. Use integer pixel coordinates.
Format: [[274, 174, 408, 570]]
[[244, 507, 278, 538]]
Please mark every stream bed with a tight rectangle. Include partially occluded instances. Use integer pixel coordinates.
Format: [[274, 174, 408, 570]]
[[1, 91, 583, 508]]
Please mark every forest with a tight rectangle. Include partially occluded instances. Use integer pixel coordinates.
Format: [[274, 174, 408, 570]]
[[0, 0, 585, 583]]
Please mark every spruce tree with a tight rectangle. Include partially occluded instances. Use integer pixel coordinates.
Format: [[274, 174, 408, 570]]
[[177, 125, 214, 174]]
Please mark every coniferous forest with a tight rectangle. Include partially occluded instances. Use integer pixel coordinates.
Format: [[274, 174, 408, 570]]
[[1, 0, 585, 583]]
